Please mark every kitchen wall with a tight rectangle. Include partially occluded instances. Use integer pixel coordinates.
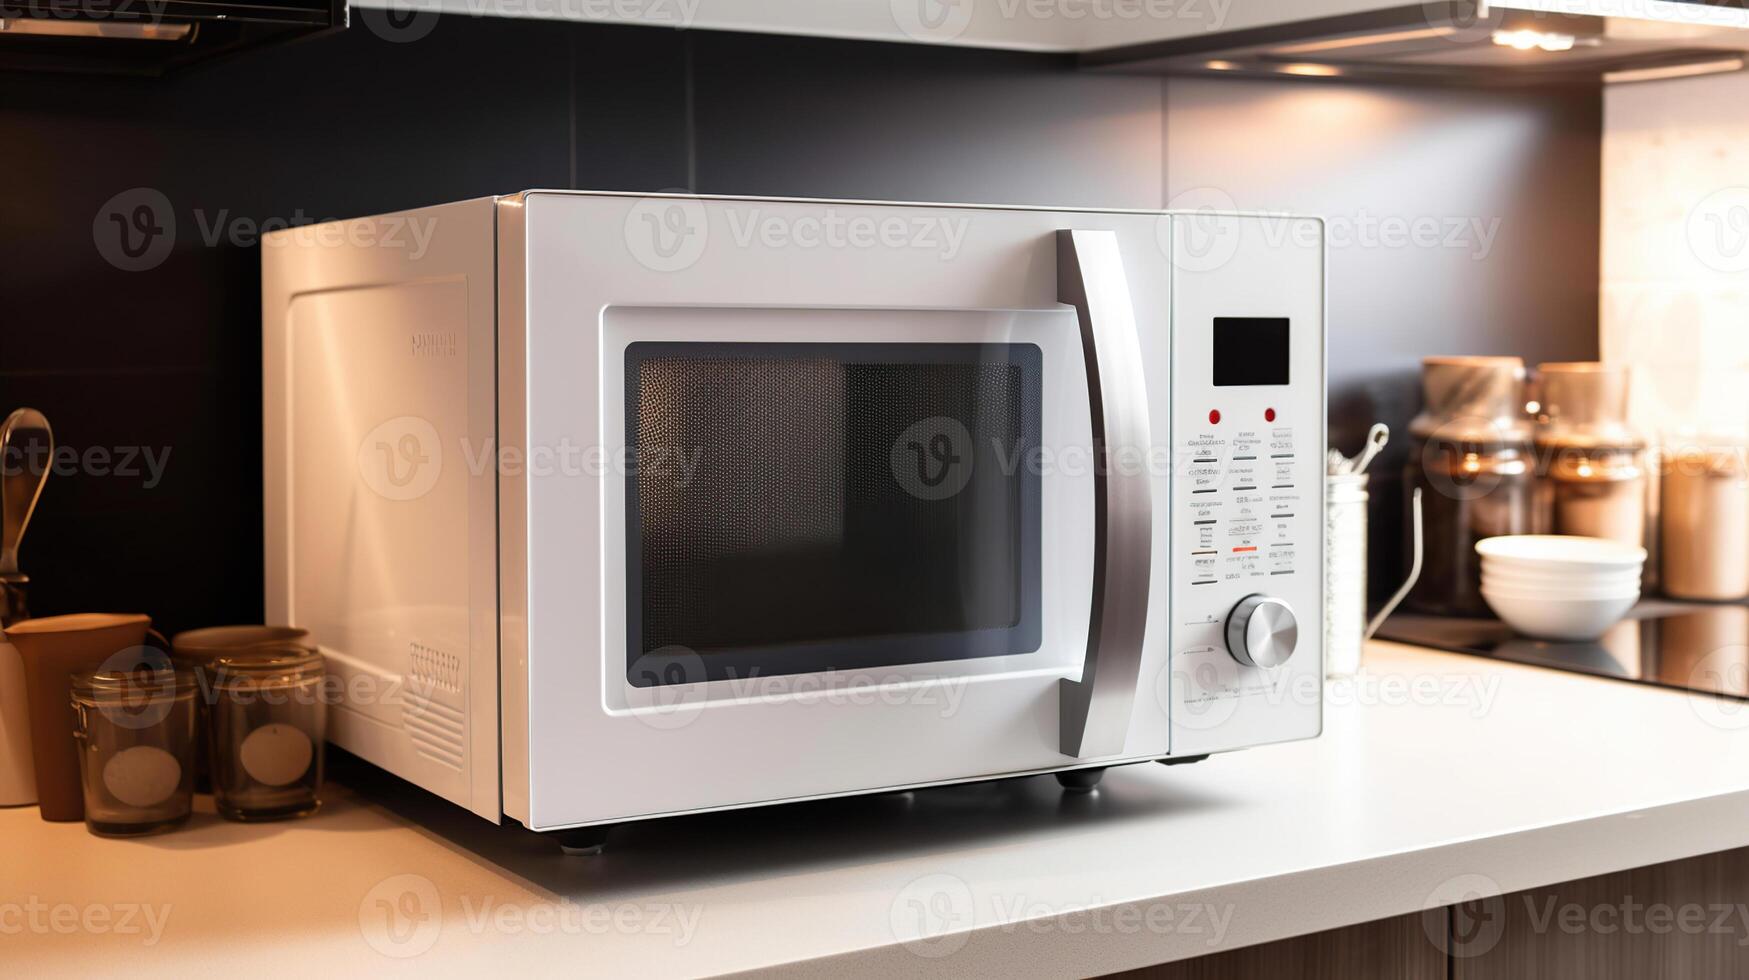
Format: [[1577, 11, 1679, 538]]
[[1166, 76, 1602, 592], [1602, 70, 1749, 441], [0, 16, 1599, 631]]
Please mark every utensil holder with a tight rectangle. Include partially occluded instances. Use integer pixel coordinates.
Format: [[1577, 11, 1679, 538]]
[[1325, 474, 1369, 677], [1326, 478, 1423, 678]]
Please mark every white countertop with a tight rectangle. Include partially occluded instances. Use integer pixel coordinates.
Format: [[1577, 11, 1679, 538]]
[[9, 640, 1749, 978]]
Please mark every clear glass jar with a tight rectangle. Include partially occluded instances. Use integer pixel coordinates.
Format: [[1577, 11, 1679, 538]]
[[170, 625, 313, 794], [1537, 447, 1648, 546], [1532, 362, 1649, 553], [70, 668, 196, 837], [1403, 355, 1536, 617], [208, 646, 327, 821]]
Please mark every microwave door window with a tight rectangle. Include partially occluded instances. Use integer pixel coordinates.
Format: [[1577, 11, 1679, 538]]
[[625, 342, 1043, 686]]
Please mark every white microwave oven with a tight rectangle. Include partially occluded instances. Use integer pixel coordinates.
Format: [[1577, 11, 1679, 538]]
[[262, 191, 1325, 850]]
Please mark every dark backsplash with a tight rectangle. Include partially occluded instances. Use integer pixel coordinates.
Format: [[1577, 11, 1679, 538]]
[[0, 17, 1596, 632]]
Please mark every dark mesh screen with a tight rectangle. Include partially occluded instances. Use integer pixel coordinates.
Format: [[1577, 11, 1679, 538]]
[[626, 342, 1042, 685]]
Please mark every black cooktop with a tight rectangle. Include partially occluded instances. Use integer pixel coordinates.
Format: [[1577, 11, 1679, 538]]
[[1375, 600, 1749, 701]]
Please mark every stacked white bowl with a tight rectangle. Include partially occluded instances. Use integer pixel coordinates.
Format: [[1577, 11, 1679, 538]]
[[1475, 535, 1648, 641]]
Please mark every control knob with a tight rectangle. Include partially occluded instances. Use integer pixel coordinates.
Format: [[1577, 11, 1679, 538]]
[[1224, 594, 1298, 668]]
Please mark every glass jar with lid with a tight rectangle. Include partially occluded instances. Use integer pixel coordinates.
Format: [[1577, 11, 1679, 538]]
[[1404, 356, 1536, 616], [70, 668, 197, 837], [1533, 362, 1648, 551], [207, 645, 327, 821]]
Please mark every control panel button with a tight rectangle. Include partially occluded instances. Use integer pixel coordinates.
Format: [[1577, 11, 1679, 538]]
[[1224, 594, 1299, 668]]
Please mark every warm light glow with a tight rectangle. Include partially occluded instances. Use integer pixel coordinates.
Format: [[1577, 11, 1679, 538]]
[[1278, 63, 1342, 78], [0, 17, 192, 40], [1605, 57, 1748, 84], [1270, 26, 1457, 56], [1491, 29, 1576, 52], [1204, 59, 1240, 71]]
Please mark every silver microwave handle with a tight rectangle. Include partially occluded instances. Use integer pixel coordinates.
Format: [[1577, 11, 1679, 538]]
[[1055, 229, 1154, 759]]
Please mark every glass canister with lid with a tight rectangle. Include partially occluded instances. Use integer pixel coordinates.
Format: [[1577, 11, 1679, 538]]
[[70, 668, 197, 837], [1662, 441, 1749, 601], [207, 645, 328, 821], [1404, 355, 1536, 616], [1533, 362, 1648, 551]]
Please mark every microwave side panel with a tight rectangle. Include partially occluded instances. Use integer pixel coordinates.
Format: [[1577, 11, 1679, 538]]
[[497, 196, 532, 826], [262, 197, 503, 822]]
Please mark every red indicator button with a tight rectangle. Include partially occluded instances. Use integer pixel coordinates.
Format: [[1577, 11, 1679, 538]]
[[1265, 407, 1277, 422], [1208, 409, 1221, 425]]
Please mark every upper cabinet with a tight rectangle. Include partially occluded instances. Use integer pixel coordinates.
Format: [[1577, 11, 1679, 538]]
[[1084, 0, 1749, 86], [362, 0, 1749, 86]]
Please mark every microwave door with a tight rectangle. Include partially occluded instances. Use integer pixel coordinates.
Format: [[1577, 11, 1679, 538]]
[[1055, 229, 1154, 759]]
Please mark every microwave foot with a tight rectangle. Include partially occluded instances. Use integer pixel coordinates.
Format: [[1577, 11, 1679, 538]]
[[553, 826, 613, 856], [1055, 767, 1106, 792], [1157, 754, 1210, 767]]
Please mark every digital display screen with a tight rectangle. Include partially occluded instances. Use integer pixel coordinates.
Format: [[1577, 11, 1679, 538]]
[[1213, 317, 1290, 387]]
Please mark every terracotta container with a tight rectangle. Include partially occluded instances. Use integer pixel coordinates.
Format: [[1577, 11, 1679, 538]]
[[6, 614, 161, 821]]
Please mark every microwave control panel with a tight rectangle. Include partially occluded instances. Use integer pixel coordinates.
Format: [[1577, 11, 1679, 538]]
[[1165, 213, 1325, 757]]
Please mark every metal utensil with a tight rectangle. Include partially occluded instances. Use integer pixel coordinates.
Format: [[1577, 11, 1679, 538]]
[[1348, 423, 1390, 475], [0, 408, 53, 625]]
